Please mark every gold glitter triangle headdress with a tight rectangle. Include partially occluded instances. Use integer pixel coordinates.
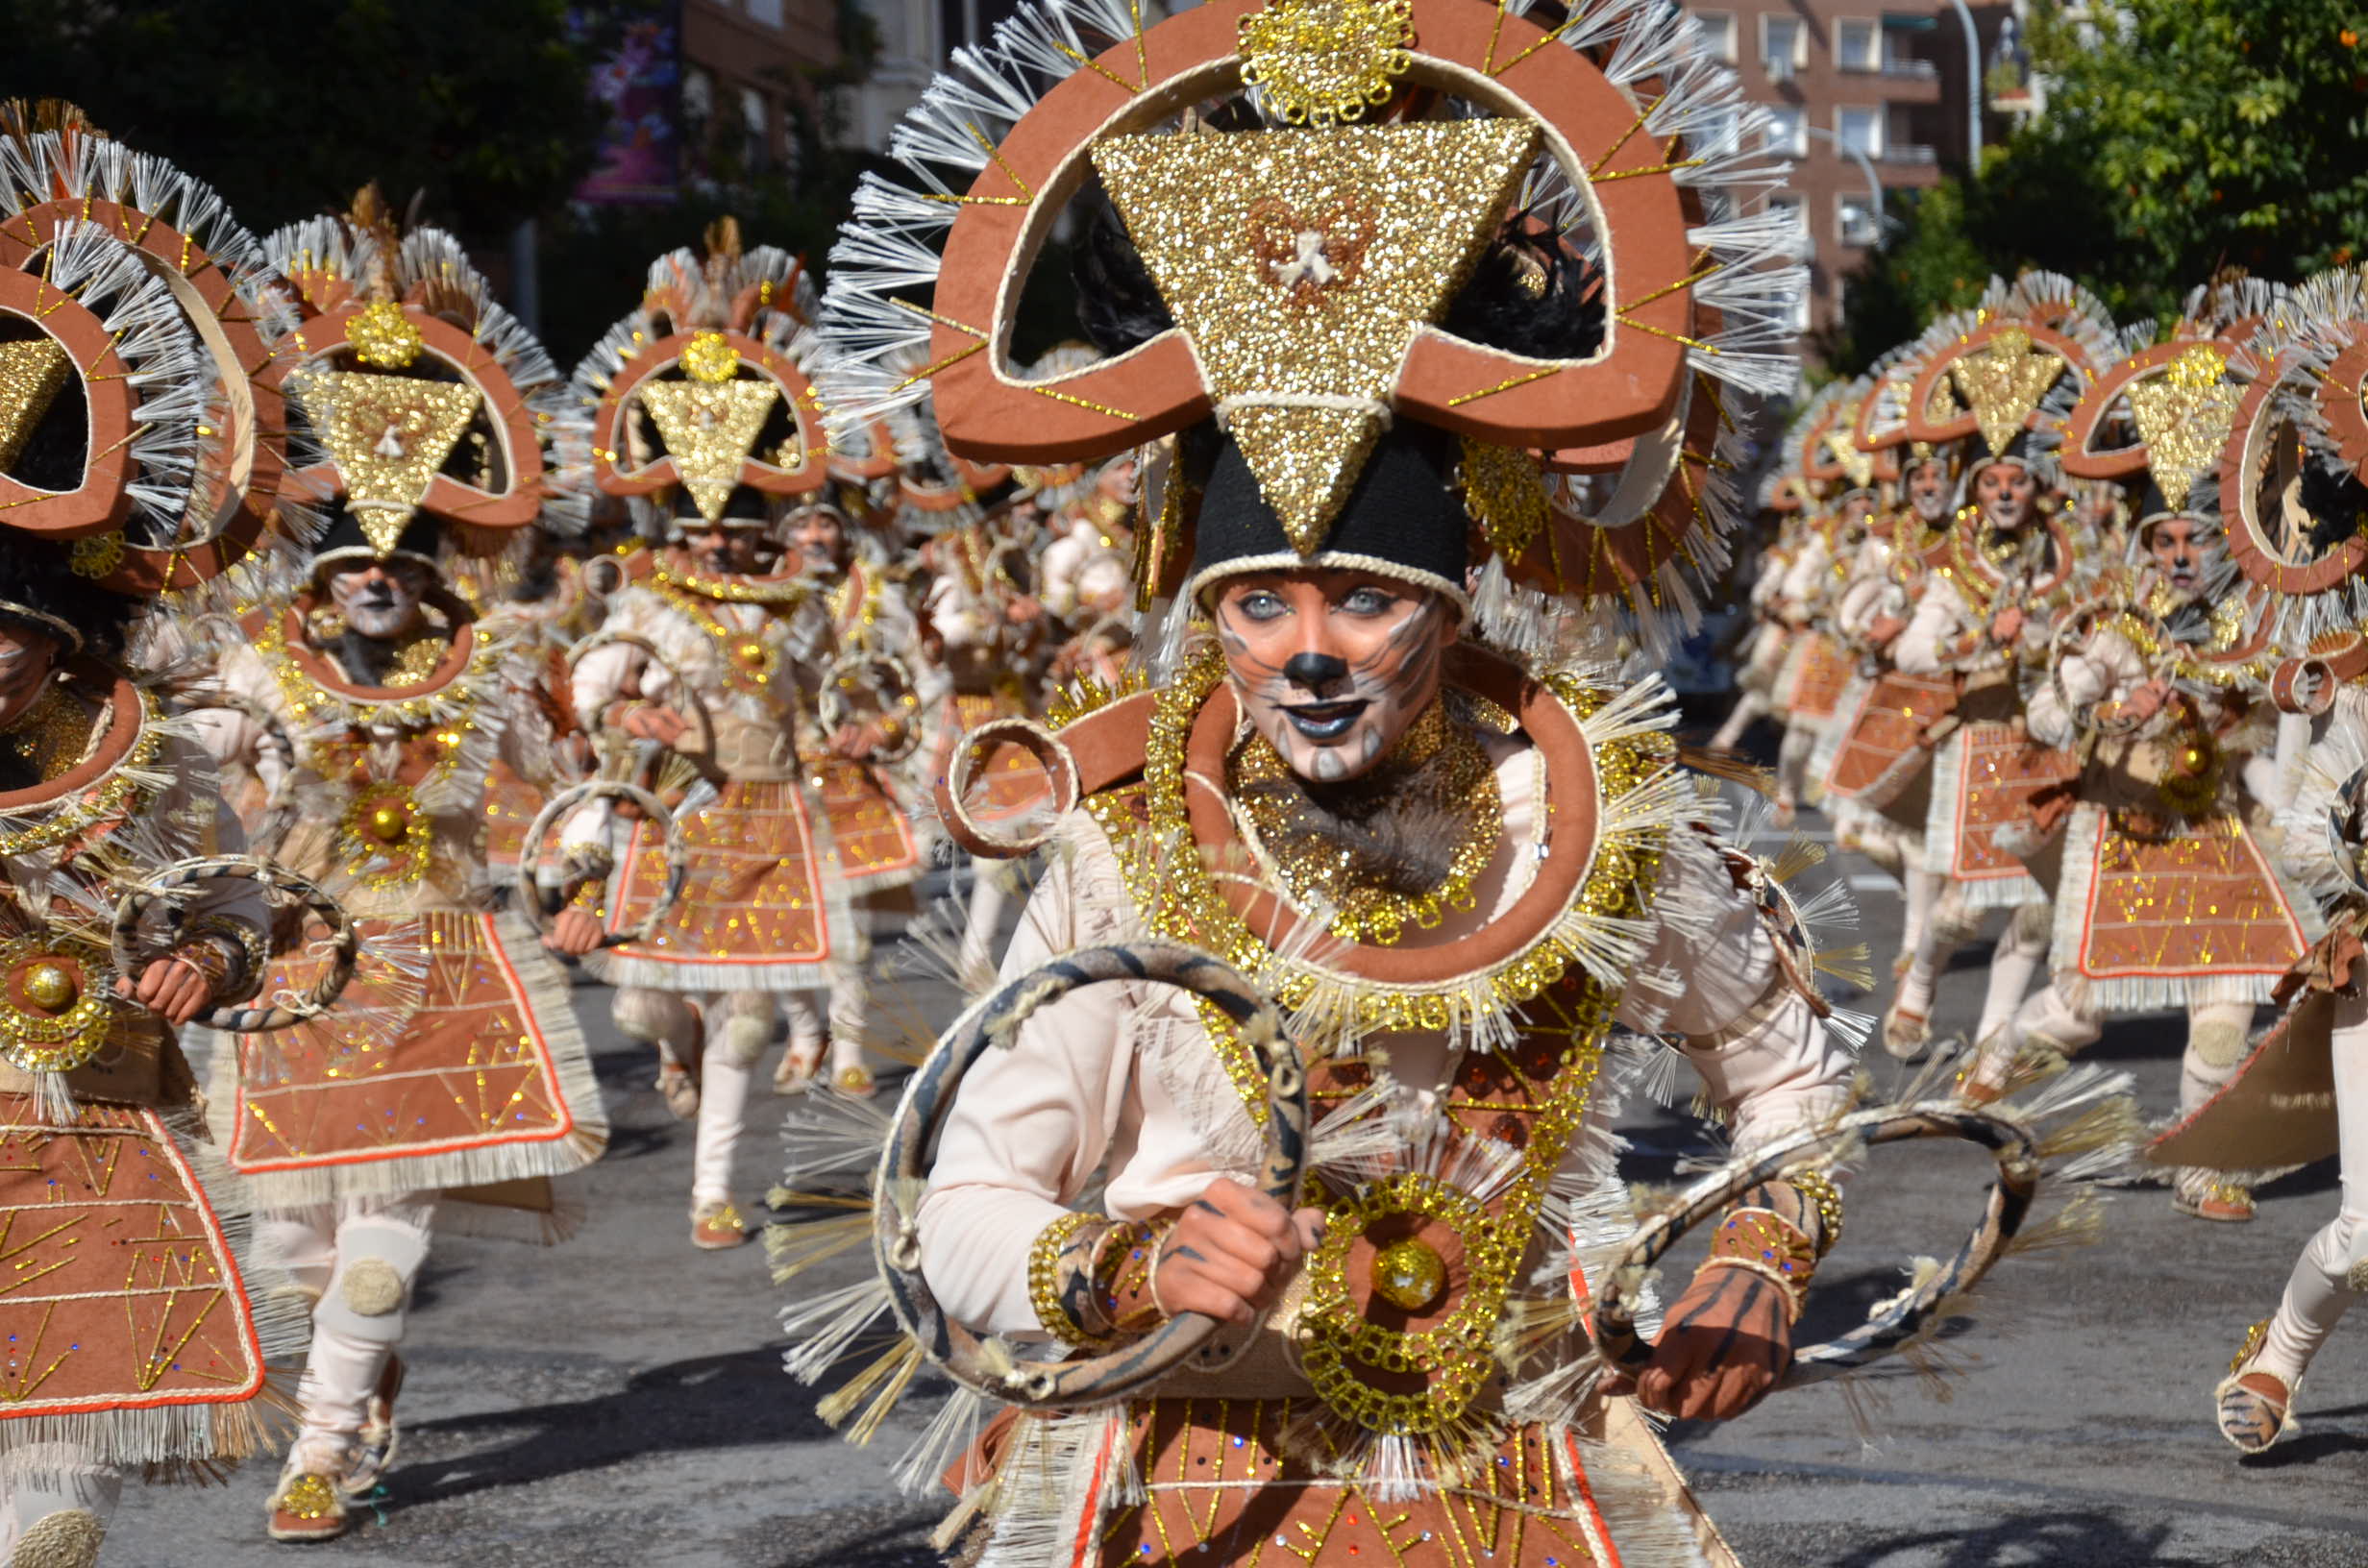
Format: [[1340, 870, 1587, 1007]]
[[566, 225, 836, 530], [1904, 272, 2117, 471], [804, 0, 1804, 600], [2063, 337, 2241, 513], [266, 188, 581, 562], [0, 100, 311, 599]]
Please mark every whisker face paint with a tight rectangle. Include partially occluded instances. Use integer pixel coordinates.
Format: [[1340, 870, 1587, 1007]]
[[1210, 568, 1454, 784]]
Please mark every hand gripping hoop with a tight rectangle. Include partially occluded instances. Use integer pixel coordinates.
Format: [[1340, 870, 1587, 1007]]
[[816, 651, 925, 764], [1589, 1103, 2038, 1389], [110, 857, 359, 1032], [876, 941, 1307, 1408], [514, 779, 689, 951]]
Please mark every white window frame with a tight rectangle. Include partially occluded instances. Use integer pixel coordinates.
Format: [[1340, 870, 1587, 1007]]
[[1835, 17, 1880, 72], [1760, 14, 1805, 79], [1836, 105, 1885, 159], [1837, 195, 1881, 247], [1693, 11, 1737, 63], [1762, 105, 1808, 159]]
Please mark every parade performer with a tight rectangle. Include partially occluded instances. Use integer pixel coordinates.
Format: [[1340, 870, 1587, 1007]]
[[917, 499, 1062, 986], [182, 195, 612, 1542], [1883, 278, 2114, 1055], [1763, 397, 1859, 824], [565, 224, 891, 1248], [1807, 364, 1955, 1039], [0, 102, 321, 1563], [758, 0, 1922, 1557], [2149, 266, 2368, 1443], [777, 488, 942, 1085]]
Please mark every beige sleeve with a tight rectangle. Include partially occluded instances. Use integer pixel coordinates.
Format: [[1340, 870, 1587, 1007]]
[[1892, 578, 1968, 676], [915, 821, 1149, 1335], [1618, 831, 1855, 1154]]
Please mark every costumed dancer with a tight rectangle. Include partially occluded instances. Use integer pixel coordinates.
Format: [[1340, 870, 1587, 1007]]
[[0, 102, 321, 1562], [1809, 363, 1950, 1018], [563, 224, 880, 1248], [2151, 267, 2368, 1444], [182, 194, 612, 1542], [776, 485, 941, 1090], [1762, 395, 1858, 824], [758, 1, 1959, 1557], [1883, 278, 2115, 1057], [1955, 289, 2316, 1229]]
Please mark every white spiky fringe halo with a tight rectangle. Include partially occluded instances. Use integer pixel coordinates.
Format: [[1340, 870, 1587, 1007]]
[[563, 233, 848, 543], [263, 207, 586, 587], [0, 117, 321, 638], [2213, 267, 2368, 655]]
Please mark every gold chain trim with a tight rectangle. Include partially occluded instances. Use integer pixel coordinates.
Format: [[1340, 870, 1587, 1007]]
[[1230, 700, 1502, 945], [0, 689, 164, 860]]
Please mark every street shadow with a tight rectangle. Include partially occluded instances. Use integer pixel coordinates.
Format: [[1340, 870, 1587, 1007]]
[[2239, 1423, 2368, 1468], [1821, 1512, 2193, 1567], [380, 1345, 839, 1507]]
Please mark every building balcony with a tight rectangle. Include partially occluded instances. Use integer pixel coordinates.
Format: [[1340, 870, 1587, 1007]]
[[1883, 57, 1939, 80], [1882, 143, 1939, 165]]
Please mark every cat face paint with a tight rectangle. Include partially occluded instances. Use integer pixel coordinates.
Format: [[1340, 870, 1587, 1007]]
[[2145, 514, 2207, 595], [1972, 459, 2038, 532], [1907, 458, 1953, 523], [1209, 569, 1453, 784]]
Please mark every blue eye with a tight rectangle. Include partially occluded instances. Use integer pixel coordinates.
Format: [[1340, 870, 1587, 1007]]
[[1340, 587, 1394, 615], [1235, 591, 1286, 621]]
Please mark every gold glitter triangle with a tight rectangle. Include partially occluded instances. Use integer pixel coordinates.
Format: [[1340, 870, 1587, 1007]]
[[1229, 404, 1387, 552], [0, 337, 73, 472], [2127, 344, 2238, 512], [297, 371, 481, 541], [1093, 119, 1540, 550], [637, 379, 780, 523], [1823, 401, 1874, 488], [1949, 327, 2065, 457]]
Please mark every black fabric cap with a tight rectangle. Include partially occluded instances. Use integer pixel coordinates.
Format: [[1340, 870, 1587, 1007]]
[[1190, 425, 1468, 601], [310, 506, 442, 572]]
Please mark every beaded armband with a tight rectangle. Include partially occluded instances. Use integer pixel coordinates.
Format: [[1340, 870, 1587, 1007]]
[[1027, 1213, 1171, 1347], [1698, 1207, 1817, 1323], [181, 915, 268, 1005], [1786, 1168, 1845, 1258]]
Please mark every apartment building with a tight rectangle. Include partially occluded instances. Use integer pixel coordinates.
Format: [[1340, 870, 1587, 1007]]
[[680, 0, 846, 183], [1687, 2, 2009, 346]]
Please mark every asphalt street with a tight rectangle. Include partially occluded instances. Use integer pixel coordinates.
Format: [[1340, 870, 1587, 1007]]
[[105, 837, 2368, 1566]]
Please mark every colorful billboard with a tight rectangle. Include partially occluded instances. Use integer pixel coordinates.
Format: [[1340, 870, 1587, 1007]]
[[575, 1, 682, 205]]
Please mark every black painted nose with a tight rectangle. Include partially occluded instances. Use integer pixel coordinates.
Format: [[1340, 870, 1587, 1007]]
[[1284, 652, 1348, 690]]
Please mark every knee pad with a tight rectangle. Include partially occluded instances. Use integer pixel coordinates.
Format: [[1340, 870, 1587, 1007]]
[[6, 1509, 104, 1568], [612, 988, 693, 1052], [2187, 1017, 2251, 1071], [715, 1014, 770, 1068], [315, 1223, 431, 1344]]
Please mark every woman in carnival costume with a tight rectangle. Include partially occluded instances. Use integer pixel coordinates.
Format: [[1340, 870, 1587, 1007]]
[[757, 0, 1934, 1556]]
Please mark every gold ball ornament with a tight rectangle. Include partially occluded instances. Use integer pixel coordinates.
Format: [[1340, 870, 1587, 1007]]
[[1369, 1236, 1447, 1311], [21, 961, 76, 1014], [367, 804, 410, 844]]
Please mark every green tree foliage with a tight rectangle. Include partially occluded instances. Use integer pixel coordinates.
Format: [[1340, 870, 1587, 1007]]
[[0, 0, 605, 242], [1824, 0, 2368, 373]]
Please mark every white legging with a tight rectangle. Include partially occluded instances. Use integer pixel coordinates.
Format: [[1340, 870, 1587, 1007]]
[[262, 1193, 440, 1476], [2257, 992, 2368, 1385]]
